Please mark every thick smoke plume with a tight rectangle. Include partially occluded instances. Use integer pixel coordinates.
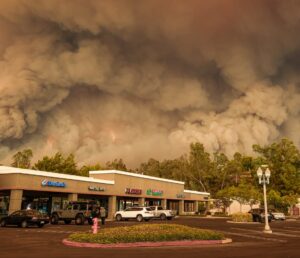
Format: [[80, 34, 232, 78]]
[[0, 0, 300, 167]]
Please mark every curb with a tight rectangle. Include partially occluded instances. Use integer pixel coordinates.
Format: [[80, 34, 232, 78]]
[[62, 238, 232, 248], [227, 221, 259, 224]]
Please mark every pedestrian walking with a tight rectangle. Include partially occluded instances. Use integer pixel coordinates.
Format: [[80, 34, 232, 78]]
[[100, 206, 106, 225]]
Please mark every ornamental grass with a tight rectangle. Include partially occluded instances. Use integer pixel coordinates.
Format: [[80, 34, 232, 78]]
[[231, 212, 253, 222], [68, 224, 224, 244]]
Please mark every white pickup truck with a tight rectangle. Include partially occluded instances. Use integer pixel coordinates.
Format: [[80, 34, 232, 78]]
[[149, 206, 176, 220]]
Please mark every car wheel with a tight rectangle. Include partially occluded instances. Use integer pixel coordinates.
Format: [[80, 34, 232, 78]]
[[116, 214, 122, 221], [50, 214, 59, 224], [38, 223, 44, 228], [64, 219, 72, 225], [0, 219, 6, 227], [160, 214, 167, 220], [75, 214, 84, 225], [21, 220, 28, 228], [136, 214, 143, 222], [88, 219, 93, 225]]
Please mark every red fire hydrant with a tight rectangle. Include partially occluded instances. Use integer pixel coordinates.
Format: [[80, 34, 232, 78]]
[[92, 217, 98, 234]]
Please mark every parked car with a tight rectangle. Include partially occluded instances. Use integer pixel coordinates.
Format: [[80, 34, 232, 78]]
[[271, 212, 286, 221], [50, 201, 99, 225], [115, 207, 154, 222], [0, 209, 49, 228], [149, 206, 176, 220], [249, 208, 272, 223]]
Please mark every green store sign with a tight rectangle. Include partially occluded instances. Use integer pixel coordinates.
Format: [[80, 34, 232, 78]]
[[146, 189, 163, 196]]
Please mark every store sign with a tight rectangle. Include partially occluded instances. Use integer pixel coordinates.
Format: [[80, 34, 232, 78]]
[[88, 186, 105, 192], [146, 189, 163, 196], [176, 194, 185, 199], [41, 179, 66, 188], [125, 188, 142, 195]]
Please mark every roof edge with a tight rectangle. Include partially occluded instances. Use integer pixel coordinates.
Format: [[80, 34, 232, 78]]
[[90, 170, 185, 185]]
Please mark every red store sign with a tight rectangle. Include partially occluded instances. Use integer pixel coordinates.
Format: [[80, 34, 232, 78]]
[[125, 188, 142, 195]]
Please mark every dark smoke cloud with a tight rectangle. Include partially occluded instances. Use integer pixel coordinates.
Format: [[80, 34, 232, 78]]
[[0, 0, 299, 166]]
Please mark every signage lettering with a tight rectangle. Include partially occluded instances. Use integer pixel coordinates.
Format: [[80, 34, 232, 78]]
[[125, 188, 142, 195], [88, 186, 105, 192], [41, 179, 66, 188], [146, 189, 163, 196], [176, 194, 185, 198]]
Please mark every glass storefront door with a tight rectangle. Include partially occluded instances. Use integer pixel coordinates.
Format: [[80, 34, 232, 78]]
[[21, 191, 68, 215], [145, 199, 161, 206], [0, 191, 10, 217], [167, 200, 179, 214], [117, 197, 139, 211]]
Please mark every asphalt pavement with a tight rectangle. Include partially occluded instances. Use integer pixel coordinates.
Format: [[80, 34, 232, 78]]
[[0, 217, 299, 258]]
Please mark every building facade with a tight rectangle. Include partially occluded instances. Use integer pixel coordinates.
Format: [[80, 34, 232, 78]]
[[0, 166, 209, 219]]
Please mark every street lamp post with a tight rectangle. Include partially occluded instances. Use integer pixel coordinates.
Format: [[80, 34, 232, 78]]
[[257, 165, 272, 234]]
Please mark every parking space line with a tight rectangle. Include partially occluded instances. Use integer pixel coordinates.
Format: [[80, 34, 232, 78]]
[[276, 229, 300, 234], [218, 231, 287, 243], [231, 227, 300, 238]]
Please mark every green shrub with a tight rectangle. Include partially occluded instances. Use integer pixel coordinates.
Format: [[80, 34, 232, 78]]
[[231, 212, 252, 222], [68, 224, 224, 244]]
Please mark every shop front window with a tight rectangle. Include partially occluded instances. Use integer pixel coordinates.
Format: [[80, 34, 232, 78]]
[[184, 201, 195, 212], [145, 199, 161, 206], [0, 192, 10, 217], [167, 200, 179, 213], [117, 198, 139, 211]]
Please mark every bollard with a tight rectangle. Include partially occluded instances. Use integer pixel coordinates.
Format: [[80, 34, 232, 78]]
[[92, 217, 98, 234]]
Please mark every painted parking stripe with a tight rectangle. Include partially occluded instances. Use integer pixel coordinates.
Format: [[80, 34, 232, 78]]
[[231, 228, 300, 238], [219, 231, 287, 243], [277, 229, 300, 234]]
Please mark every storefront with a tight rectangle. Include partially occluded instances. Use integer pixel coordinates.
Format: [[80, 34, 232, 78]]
[[0, 166, 210, 219]]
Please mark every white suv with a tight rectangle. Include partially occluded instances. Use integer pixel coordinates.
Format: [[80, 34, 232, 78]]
[[115, 207, 154, 222]]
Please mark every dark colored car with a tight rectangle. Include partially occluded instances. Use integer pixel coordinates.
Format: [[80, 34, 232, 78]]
[[249, 208, 272, 223], [0, 209, 49, 228]]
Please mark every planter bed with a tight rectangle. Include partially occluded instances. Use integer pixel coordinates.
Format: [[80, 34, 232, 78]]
[[65, 224, 229, 248]]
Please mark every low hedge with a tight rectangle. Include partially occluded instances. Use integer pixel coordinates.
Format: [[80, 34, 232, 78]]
[[68, 224, 224, 244], [231, 212, 252, 222]]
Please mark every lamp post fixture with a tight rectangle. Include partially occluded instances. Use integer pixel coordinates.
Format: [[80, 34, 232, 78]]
[[257, 165, 272, 234]]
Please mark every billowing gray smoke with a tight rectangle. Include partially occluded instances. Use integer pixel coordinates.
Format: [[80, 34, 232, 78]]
[[0, 0, 300, 167]]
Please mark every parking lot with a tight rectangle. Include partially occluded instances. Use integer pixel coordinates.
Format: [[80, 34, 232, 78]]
[[0, 217, 299, 258]]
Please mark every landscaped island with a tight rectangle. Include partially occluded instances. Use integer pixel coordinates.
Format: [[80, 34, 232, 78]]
[[68, 224, 224, 244]]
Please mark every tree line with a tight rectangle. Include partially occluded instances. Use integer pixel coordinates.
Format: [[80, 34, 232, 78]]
[[10, 138, 300, 212]]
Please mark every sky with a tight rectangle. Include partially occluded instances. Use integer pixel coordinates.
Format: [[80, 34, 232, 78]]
[[0, 0, 299, 167]]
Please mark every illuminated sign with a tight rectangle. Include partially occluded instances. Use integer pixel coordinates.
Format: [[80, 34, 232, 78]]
[[41, 179, 66, 188], [176, 194, 185, 198], [146, 189, 163, 196], [125, 188, 142, 195], [88, 186, 105, 192]]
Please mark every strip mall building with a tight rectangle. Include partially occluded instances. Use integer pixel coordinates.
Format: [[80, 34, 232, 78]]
[[0, 166, 209, 219]]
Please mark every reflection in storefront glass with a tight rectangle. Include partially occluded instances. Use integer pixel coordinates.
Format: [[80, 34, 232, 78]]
[[0, 194, 9, 217]]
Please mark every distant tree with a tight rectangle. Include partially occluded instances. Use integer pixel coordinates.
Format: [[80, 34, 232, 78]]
[[11, 149, 33, 169], [33, 153, 78, 175], [217, 183, 260, 213], [139, 158, 162, 177], [188, 143, 213, 192], [79, 164, 102, 177], [253, 138, 300, 196], [105, 158, 128, 171]]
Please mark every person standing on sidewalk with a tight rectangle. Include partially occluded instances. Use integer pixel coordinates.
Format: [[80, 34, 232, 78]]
[[100, 206, 106, 225]]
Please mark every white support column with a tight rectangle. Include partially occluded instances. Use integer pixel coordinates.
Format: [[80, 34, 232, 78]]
[[9, 189, 23, 214], [108, 196, 117, 220], [161, 199, 167, 209], [194, 201, 199, 213], [138, 197, 145, 206], [179, 200, 184, 215]]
